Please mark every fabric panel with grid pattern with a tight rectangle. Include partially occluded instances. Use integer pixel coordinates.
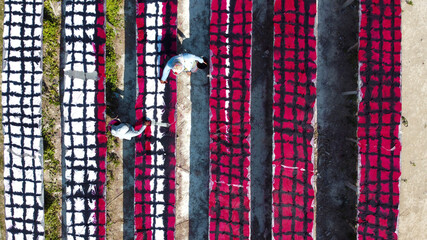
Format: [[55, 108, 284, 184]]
[[134, 0, 177, 239], [2, 0, 45, 238], [209, 0, 252, 238], [357, 0, 401, 239], [62, 0, 107, 237], [272, 0, 317, 239]]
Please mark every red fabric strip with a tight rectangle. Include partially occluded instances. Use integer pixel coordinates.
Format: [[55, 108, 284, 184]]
[[134, 0, 177, 239], [272, 0, 317, 239], [357, 0, 401, 239], [209, 0, 252, 239]]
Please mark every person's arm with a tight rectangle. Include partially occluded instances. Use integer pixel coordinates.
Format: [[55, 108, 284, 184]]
[[124, 121, 151, 138], [183, 53, 204, 64], [160, 56, 178, 83], [125, 124, 146, 138], [160, 64, 172, 83]]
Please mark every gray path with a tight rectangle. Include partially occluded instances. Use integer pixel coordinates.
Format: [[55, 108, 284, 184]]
[[122, 0, 136, 237], [250, 0, 274, 238], [179, 0, 211, 238], [316, 0, 359, 239]]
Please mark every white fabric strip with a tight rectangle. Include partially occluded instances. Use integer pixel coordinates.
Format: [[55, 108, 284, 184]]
[[145, 2, 167, 237], [2, 0, 45, 238], [62, 0, 104, 238]]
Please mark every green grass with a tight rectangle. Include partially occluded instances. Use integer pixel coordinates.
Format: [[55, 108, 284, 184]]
[[405, 0, 414, 5], [42, 109, 60, 174], [43, 0, 60, 81], [106, 0, 123, 28], [105, 0, 123, 117], [105, 24, 119, 116], [42, 1, 61, 106], [44, 184, 61, 240], [42, 1, 62, 238], [42, 0, 61, 173], [106, 25, 119, 99], [104, 2, 124, 236]]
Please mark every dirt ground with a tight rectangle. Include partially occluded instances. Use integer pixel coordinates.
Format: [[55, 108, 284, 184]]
[[398, 1, 427, 239], [105, 5, 126, 239]]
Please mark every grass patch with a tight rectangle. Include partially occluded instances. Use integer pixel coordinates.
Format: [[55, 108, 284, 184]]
[[105, 0, 123, 117], [42, 1, 62, 238], [106, 0, 123, 28], [43, 0, 60, 81], [43, 0, 60, 106], [104, 2, 124, 237], [42, 109, 60, 174], [106, 24, 119, 116], [44, 184, 61, 240], [42, 0, 61, 173]]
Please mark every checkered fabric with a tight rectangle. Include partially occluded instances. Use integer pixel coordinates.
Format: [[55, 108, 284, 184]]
[[134, 0, 177, 239], [62, 0, 107, 238], [272, 0, 316, 239], [2, 0, 44, 238], [357, 0, 401, 239], [209, 0, 252, 239]]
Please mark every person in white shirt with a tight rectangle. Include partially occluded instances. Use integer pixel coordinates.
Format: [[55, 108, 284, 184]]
[[159, 53, 207, 84], [108, 119, 171, 140], [108, 119, 150, 140]]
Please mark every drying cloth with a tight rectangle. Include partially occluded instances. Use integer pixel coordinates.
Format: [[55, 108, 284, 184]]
[[272, 0, 317, 239], [2, 0, 45, 237], [209, 0, 252, 238], [357, 0, 402, 239], [62, 0, 107, 237], [134, 0, 177, 239]]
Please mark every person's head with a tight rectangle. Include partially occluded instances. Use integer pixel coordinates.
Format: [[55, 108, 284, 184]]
[[107, 119, 121, 132], [197, 62, 207, 69], [197, 57, 208, 69], [173, 62, 183, 74]]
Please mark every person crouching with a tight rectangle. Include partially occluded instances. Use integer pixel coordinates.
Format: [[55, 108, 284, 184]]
[[108, 119, 151, 140]]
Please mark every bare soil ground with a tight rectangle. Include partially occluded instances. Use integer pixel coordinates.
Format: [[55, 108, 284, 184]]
[[399, 1, 427, 239], [105, 5, 126, 238]]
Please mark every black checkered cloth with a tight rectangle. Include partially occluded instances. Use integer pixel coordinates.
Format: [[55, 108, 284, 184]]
[[2, 0, 45, 238]]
